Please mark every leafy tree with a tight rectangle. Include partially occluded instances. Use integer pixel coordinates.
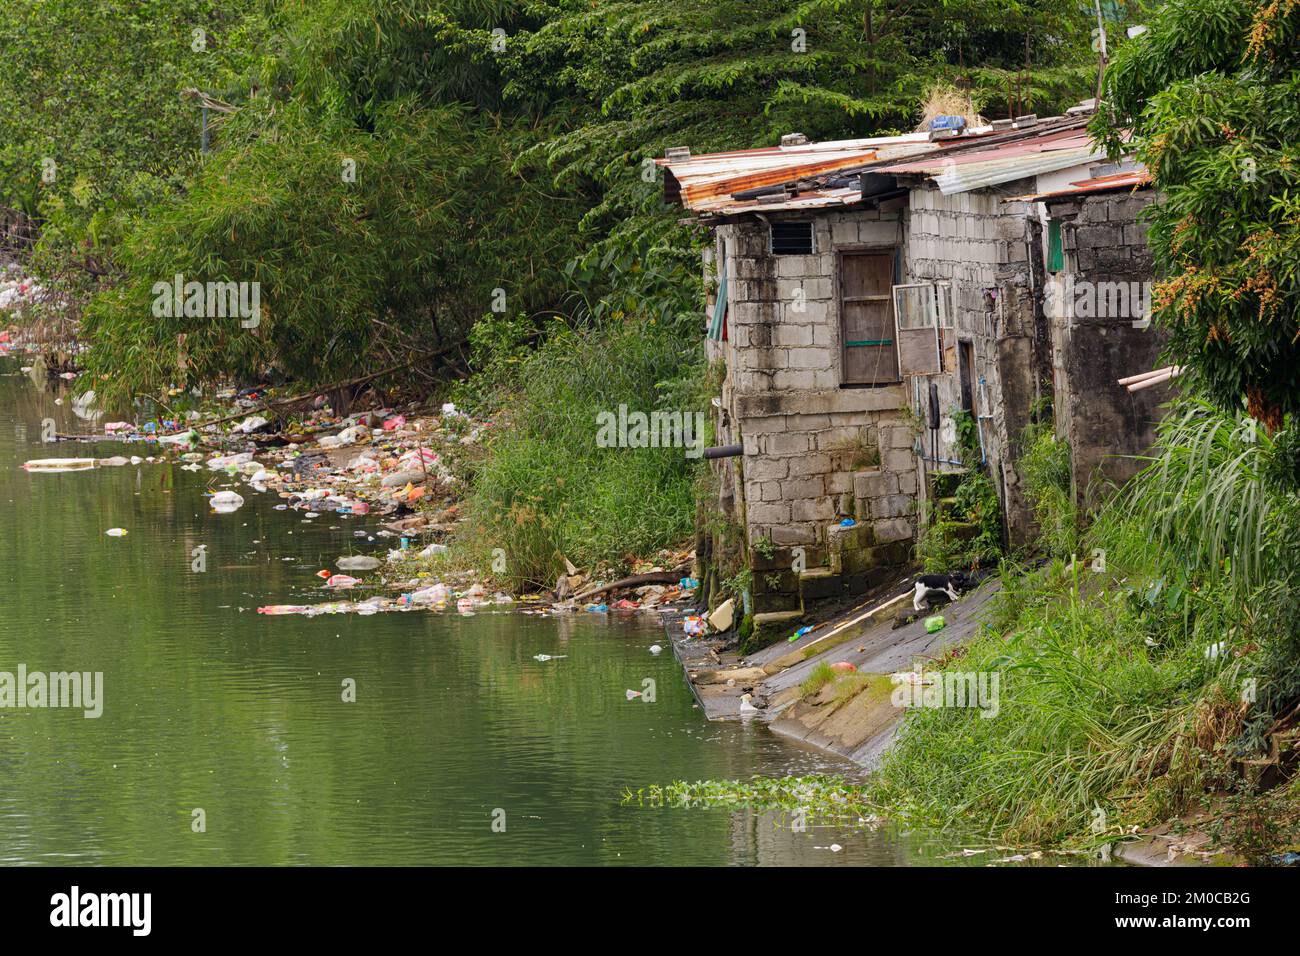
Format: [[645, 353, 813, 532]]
[[0, 0, 276, 256], [1096, 0, 1300, 431], [81, 100, 583, 397]]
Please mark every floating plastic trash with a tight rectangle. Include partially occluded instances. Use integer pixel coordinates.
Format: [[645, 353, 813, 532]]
[[336, 555, 381, 572], [23, 458, 95, 472], [105, 528, 128, 537], [209, 491, 245, 514], [232, 414, 268, 434], [408, 583, 449, 605]]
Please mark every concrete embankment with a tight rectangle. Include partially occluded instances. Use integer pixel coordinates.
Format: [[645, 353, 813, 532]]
[[669, 577, 1002, 768]]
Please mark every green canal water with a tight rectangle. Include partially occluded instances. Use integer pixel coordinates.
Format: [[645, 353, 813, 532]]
[[0, 358, 979, 866]]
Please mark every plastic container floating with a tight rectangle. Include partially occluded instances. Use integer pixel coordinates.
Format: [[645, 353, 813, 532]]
[[209, 491, 245, 514], [23, 458, 96, 472]]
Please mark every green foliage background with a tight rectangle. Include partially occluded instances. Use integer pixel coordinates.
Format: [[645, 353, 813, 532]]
[[1096, 0, 1300, 431], [0, 0, 1116, 577]]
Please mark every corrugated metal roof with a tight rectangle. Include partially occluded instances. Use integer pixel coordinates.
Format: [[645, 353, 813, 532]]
[[1006, 169, 1152, 202], [660, 116, 1101, 215], [657, 133, 939, 214], [874, 127, 1105, 194]]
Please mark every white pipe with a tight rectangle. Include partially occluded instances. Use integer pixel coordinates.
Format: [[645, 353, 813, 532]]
[[1127, 368, 1176, 392], [1119, 365, 1181, 387]]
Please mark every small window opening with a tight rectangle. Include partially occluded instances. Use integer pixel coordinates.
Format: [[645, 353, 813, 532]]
[[770, 221, 814, 255]]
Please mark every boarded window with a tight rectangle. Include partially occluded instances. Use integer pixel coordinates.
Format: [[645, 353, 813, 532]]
[[770, 221, 814, 255], [839, 252, 899, 386], [892, 282, 950, 376]]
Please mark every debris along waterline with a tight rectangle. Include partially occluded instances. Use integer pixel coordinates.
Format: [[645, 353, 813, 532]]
[[16, 368, 706, 622], [664, 573, 1006, 764], [4, 360, 1064, 867]]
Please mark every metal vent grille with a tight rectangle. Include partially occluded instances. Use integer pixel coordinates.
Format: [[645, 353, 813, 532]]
[[770, 221, 814, 255]]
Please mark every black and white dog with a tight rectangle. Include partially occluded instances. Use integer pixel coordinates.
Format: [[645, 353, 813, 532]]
[[912, 572, 971, 612]]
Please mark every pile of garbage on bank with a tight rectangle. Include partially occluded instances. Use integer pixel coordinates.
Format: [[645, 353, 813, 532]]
[[20, 376, 704, 621]]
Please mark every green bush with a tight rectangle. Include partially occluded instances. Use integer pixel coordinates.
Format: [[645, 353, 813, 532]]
[[1020, 417, 1078, 559], [459, 315, 706, 590], [916, 409, 1002, 571], [874, 398, 1300, 849]]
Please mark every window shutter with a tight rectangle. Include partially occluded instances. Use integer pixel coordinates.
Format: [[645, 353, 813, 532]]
[[892, 283, 942, 376], [1047, 220, 1064, 273]]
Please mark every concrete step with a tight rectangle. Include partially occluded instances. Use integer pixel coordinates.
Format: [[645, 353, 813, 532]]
[[798, 568, 843, 604], [751, 610, 805, 646]]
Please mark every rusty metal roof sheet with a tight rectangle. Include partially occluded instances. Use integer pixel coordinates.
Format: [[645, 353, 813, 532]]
[[658, 132, 939, 214], [1007, 168, 1152, 202], [873, 127, 1104, 194], [660, 117, 1101, 215]]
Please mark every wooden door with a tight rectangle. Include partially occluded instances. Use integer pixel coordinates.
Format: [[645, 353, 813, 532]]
[[840, 252, 899, 385]]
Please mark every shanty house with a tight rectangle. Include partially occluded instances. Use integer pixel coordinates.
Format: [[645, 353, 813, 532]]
[[660, 114, 1167, 637]]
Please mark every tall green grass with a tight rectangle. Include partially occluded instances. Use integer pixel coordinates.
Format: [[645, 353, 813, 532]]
[[455, 315, 706, 591], [871, 397, 1300, 849], [1019, 416, 1078, 559]]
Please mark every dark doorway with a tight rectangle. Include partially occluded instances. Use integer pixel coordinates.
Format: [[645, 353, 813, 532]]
[[958, 340, 976, 413]]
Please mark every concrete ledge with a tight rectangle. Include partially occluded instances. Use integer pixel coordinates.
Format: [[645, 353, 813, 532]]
[[735, 386, 906, 419], [751, 610, 805, 647]]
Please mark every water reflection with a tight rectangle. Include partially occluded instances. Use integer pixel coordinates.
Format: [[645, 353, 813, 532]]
[[0, 358, 991, 866]]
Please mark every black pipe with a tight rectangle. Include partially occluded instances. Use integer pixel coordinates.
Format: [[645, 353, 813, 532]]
[[703, 443, 743, 460]]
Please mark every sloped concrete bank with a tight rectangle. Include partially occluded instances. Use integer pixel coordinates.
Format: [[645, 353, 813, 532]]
[[668, 577, 1003, 767], [667, 579, 1222, 866]]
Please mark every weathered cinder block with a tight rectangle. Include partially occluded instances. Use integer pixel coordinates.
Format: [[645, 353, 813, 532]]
[[748, 544, 793, 572], [799, 568, 842, 602], [854, 470, 898, 499], [873, 517, 913, 543], [882, 446, 915, 473], [776, 257, 817, 279], [786, 453, 832, 477], [748, 501, 791, 524], [824, 470, 853, 496], [871, 494, 913, 520], [787, 346, 831, 370], [744, 457, 788, 481], [768, 524, 817, 546], [783, 476, 826, 499], [753, 568, 799, 595], [791, 497, 834, 522], [773, 324, 813, 348]]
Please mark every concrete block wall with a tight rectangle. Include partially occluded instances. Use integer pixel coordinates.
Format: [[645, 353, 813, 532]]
[[903, 181, 1042, 545], [722, 211, 904, 394], [711, 210, 918, 613], [1046, 190, 1169, 501]]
